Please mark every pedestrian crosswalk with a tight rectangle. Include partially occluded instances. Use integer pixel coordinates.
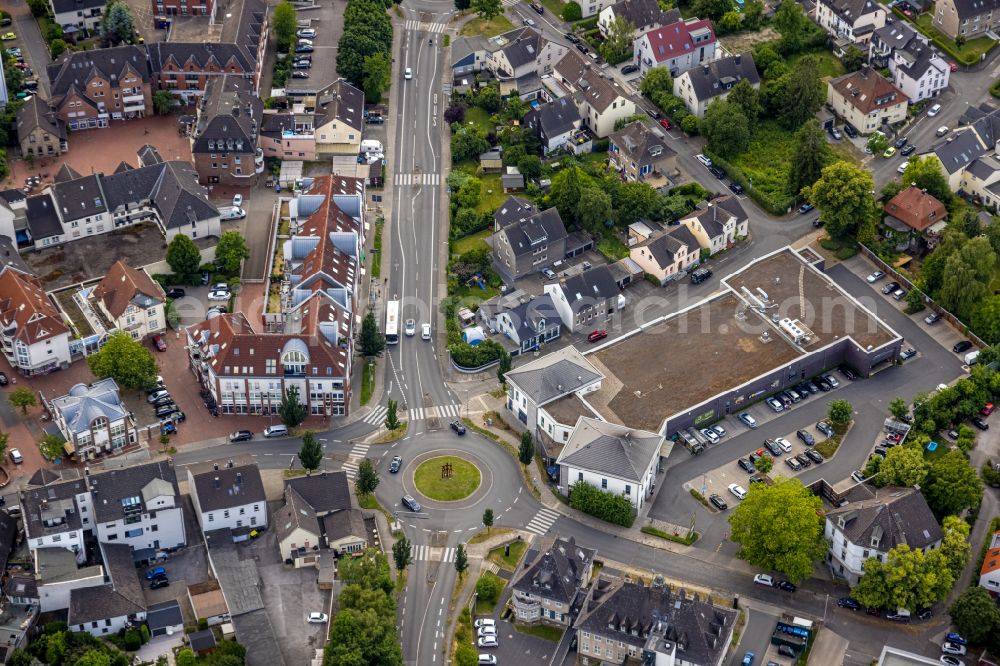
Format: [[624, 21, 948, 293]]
[[524, 507, 560, 535], [394, 173, 441, 186], [360, 403, 461, 425], [404, 20, 447, 33], [340, 441, 370, 479], [412, 545, 457, 562], [501, 0, 519, 6]]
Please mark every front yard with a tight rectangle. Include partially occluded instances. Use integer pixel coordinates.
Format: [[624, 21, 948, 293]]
[[912, 11, 997, 64], [460, 13, 514, 37]]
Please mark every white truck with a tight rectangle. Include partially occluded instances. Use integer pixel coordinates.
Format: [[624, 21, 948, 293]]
[[361, 139, 383, 154]]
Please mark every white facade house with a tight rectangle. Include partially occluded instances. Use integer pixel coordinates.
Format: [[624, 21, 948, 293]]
[[679, 196, 750, 256], [889, 43, 949, 103], [69, 542, 146, 636], [188, 460, 268, 533], [556, 418, 664, 510], [85, 260, 167, 340], [49, 0, 104, 34], [0, 265, 72, 376], [814, 0, 886, 45], [979, 530, 1000, 597], [35, 547, 104, 613], [49, 379, 138, 460], [633, 18, 716, 76], [824, 487, 942, 585]]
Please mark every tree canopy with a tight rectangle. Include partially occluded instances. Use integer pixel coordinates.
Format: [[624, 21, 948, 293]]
[[851, 544, 953, 611], [804, 161, 877, 241], [701, 100, 750, 157], [215, 231, 250, 276], [166, 234, 202, 278], [87, 332, 159, 390]]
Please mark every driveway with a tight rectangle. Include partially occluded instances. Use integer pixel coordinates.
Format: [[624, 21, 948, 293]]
[[729, 607, 778, 666], [9, 2, 51, 99]]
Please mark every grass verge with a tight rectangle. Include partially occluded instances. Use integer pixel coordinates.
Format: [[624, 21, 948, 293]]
[[487, 540, 527, 570], [463, 417, 541, 499], [689, 488, 712, 509], [373, 422, 408, 443], [459, 13, 514, 37], [475, 571, 505, 614], [414, 455, 482, 501], [513, 623, 564, 642], [640, 525, 699, 545], [469, 527, 513, 544], [371, 219, 384, 279], [815, 434, 842, 458], [360, 361, 376, 406], [282, 469, 310, 478], [453, 229, 491, 256]]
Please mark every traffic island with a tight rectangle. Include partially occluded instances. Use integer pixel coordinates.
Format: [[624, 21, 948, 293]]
[[413, 455, 481, 501]]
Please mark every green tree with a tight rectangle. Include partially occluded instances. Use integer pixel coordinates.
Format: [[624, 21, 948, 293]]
[[804, 161, 877, 241], [298, 431, 323, 470], [569, 481, 636, 527], [27, 0, 47, 16], [358, 311, 386, 358], [877, 445, 928, 487], [0, 432, 8, 462], [939, 515, 970, 578], [279, 385, 307, 427], [772, 0, 812, 51], [550, 166, 586, 222], [166, 234, 202, 279], [362, 51, 391, 103], [8, 387, 36, 415], [472, 0, 502, 18], [773, 57, 823, 129], [700, 100, 750, 157], [613, 180, 661, 226], [640, 67, 672, 99], [828, 399, 852, 426], [519, 431, 534, 465], [973, 296, 1000, 344], [600, 17, 634, 63], [476, 572, 502, 602], [888, 398, 909, 421], [841, 44, 864, 71], [949, 587, 1000, 644], [576, 187, 613, 236], [755, 454, 773, 474], [454, 543, 469, 577], [853, 545, 953, 612], [482, 508, 494, 532], [153, 90, 173, 116], [561, 1, 583, 20], [176, 649, 197, 666], [728, 478, 826, 582], [450, 125, 490, 163], [326, 606, 402, 666], [692, 0, 733, 21], [272, 1, 298, 51], [497, 350, 512, 384], [39, 434, 66, 461], [726, 79, 763, 123], [101, 0, 136, 43], [356, 458, 380, 496], [214, 230, 250, 275], [905, 287, 926, 313], [742, 0, 765, 28], [938, 237, 996, 321], [392, 535, 413, 571], [719, 10, 742, 32], [455, 0, 470, 8], [788, 119, 830, 196], [385, 398, 400, 430], [925, 449, 983, 517], [901, 156, 953, 208], [86, 332, 159, 390], [866, 132, 890, 155]]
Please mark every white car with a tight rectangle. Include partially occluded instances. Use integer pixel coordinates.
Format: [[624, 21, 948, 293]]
[[774, 437, 793, 453], [232, 194, 243, 207], [700, 428, 720, 444], [936, 125, 950, 136], [928, 103, 942, 117], [696, 153, 712, 167], [477, 636, 498, 648], [405, 319, 416, 336], [9, 448, 22, 464], [753, 573, 774, 587], [940, 656, 963, 666], [307, 612, 328, 623], [297, 38, 314, 46], [478, 656, 498, 665], [297, 28, 317, 38], [404, 67, 412, 80], [208, 288, 231, 301], [473, 618, 496, 629], [477, 626, 497, 638], [365, 152, 384, 164], [421, 323, 431, 340], [866, 270, 885, 283], [942, 643, 967, 657], [728, 483, 747, 500], [897, 161, 909, 174]]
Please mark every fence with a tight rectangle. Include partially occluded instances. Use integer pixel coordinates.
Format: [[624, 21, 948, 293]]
[[857, 243, 987, 349]]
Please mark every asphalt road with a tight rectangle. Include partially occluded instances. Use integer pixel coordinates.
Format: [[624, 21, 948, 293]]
[[13, 9, 50, 99]]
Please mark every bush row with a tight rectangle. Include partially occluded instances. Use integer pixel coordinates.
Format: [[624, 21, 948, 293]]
[[568, 481, 635, 527]]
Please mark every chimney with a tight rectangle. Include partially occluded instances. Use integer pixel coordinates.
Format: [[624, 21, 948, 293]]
[[213, 463, 219, 471], [236, 472, 242, 485], [734, 53, 741, 65], [227, 459, 234, 468], [213, 476, 220, 488]]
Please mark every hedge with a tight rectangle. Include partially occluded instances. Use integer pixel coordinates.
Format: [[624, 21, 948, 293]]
[[640, 525, 699, 545], [703, 148, 791, 215], [568, 481, 635, 527], [992, 78, 1000, 99], [443, 298, 504, 368]]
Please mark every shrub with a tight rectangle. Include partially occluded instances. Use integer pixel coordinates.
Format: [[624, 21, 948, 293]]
[[123, 629, 142, 651], [836, 246, 858, 260], [475, 572, 502, 603], [568, 481, 635, 527], [983, 460, 1000, 487], [562, 2, 582, 21]]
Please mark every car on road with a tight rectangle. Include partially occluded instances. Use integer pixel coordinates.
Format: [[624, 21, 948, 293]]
[[883, 146, 896, 158], [925, 312, 941, 324], [588, 329, 608, 343], [389, 456, 402, 473], [881, 281, 900, 295], [307, 612, 328, 623], [866, 270, 885, 283], [942, 643, 967, 656], [742, 652, 755, 666], [728, 483, 747, 500], [152, 334, 166, 352], [696, 154, 712, 167], [805, 448, 824, 464], [421, 323, 431, 340], [622, 64, 639, 74], [939, 657, 963, 666], [401, 495, 422, 512], [737, 458, 756, 474], [972, 416, 989, 430], [165, 287, 185, 299], [728, 182, 744, 195], [708, 165, 725, 179], [710, 424, 726, 438], [901, 144, 916, 156], [709, 494, 728, 510], [404, 67, 412, 80], [208, 287, 230, 301], [899, 347, 917, 360], [700, 428, 720, 444], [297, 28, 317, 38], [753, 574, 774, 587], [798, 202, 814, 214], [894, 137, 908, 149], [838, 597, 861, 610], [738, 412, 757, 428], [450, 420, 467, 435], [404, 319, 416, 337], [478, 636, 498, 648], [776, 581, 796, 592], [766, 396, 784, 412], [928, 103, 942, 117], [523, 17, 536, 26], [230, 430, 253, 442], [953, 340, 972, 353], [474, 618, 496, 629], [657, 118, 672, 130], [936, 125, 950, 136], [796, 430, 815, 446]]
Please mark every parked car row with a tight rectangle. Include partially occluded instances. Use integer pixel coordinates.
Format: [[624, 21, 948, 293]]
[[147, 377, 185, 431]]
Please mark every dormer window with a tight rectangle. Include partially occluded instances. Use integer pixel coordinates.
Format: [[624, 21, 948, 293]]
[[870, 535, 880, 548]]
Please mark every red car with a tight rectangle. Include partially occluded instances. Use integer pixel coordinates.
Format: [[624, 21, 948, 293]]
[[152, 335, 167, 352], [983, 403, 995, 416], [588, 329, 608, 343], [949, 61, 958, 72], [659, 118, 672, 130]]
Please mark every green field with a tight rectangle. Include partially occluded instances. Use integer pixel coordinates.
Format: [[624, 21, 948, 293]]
[[414, 456, 482, 501], [487, 540, 527, 570], [453, 229, 492, 256], [460, 14, 514, 37], [787, 49, 846, 79]]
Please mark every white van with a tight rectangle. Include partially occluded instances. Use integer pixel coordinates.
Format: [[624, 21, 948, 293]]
[[965, 350, 980, 365], [263, 424, 289, 438], [218, 206, 246, 220], [361, 139, 383, 154]]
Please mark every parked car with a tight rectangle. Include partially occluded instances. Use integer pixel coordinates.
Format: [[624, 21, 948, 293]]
[[893, 288, 907, 300], [941, 641, 966, 655], [297, 28, 317, 38], [894, 137, 908, 149], [823, 373, 840, 388], [588, 329, 608, 342], [742, 652, 755, 666], [292, 60, 311, 69], [151, 334, 167, 352], [150, 577, 170, 589], [207, 306, 227, 317], [737, 458, 756, 474], [738, 413, 757, 428], [622, 64, 639, 74], [295, 44, 314, 53], [873, 447, 888, 458], [700, 428, 720, 444], [658, 118, 672, 130], [945, 634, 967, 646], [798, 203, 814, 214], [983, 403, 995, 416], [839, 365, 857, 380], [0, 372, 7, 386], [829, 126, 842, 140], [389, 456, 402, 473], [450, 420, 466, 435], [901, 144, 916, 156], [477, 626, 497, 638], [972, 416, 989, 431], [928, 103, 942, 116], [155, 404, 180, 418], [208, 287, 231, 301], [753, 574, 774, 587], [401, 495, 422, 512], [805, 448, 824, 464], [815, 376, 831, 391], [777, 581, 797, 592], [763, 439, 783, 456], [796, 430, 815, 446], [899, 347, 917, 360], [709, 494, 728, 510], [148, 390, 169, 403], [953, 340, 972, 353], [774, 437, 793, 452], [474, 619, 496, 629], [925, 312, 941, 324], [851, 470, 866, 483], [565, 32, 580, 43], [728, 483, 747, 500], [939, 657, 962, 666], [8, 449, 22, 464], [230, 430, 253, 442], [766, 396, 784, 412], [795, 453, 812, 467], [165, 287, 185, 299], [816, 420, 835, 438], [478, 637, 498, 648], [728, 182, 744, 195], [883, 146, 896, 158], [838, 597, 861, 610], [307, 612, 329, 623], [866, 271, 885, 283], [882, 281, 900, 295], [843, 123, 858, 138], [146, 566, 167, 580], [291, 70, 310, 78], [936, 125, 950, 136], [696, 154, 712, 167], [708, 165, 726, 179]]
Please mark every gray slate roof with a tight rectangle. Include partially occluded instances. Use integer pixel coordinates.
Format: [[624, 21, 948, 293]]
[[497, 207, 568, 258], [819, 0, 883, 23], [525, 97, 581, 141], [682, 53, 759, 103], [21, 474, 88, 539], [51, 0, 104, 14], [145, 43, 253, 77], [316, 79, 365, 132], [690, 196, 748, 238], [505, 346, 603, 406], [25, 193, 62, 240], [948, 0, 1000, 20], [193, 463, 266, 512], [560, 264, 620, 305], [193, 75, 262, 155], [636, 225, 698, 268], [146, 599, 183, 631], [556, 417, 663, 482], [232, 610, 286, 666], [52, 174, 107, 223], [610, 120, 674, 163], [512, 536, 595, 604], [507, 293, 561, 340], [68, 542, 145, 626], [86, 458, 179, 524], [188, 629, 217, 652], [16, 95, 65, 141], [284, 471, 352, 514], [931, 129, 986, 174], [494, 195, 538, 229], [494, 27, 545, 71], [826, 486, 942, 551], [47, 46, 150, 99], [606, 0, 679, 29], [51, 378, 127, 439], [323, 508, 366, 543]]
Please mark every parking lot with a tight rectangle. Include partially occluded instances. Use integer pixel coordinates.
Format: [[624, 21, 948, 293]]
[[280, 1, 345, 95], [472, 617, 564, 666], [141, 541, 212, 620]]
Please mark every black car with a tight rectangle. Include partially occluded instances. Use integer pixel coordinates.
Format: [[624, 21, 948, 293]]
[[796, 430, 815, 446], [155, 404, 180, 418], [450, 420, 466, 435], [575, 42, 588, 54], [295, 44, 314, 53], [764, 439, 782, 456], [389, 456, 402, 473], [748, 475, 764, 484], [881, 281, 900, 295], [152, 395, 174, 407], [165, 287, 185, 299], [815, 377, 831, 391], [894, 137, 908, 149], [164, 411, 185, 422], [728, 182, 744, 195], [777, 645, 797, 658], [804, 448, 824, 464], [621, 64, 639, 74], [291, 70, 310, 78], [785, 457, 803, 471], [900, 144, 916, 156], [972, 416, 990, 430], [150, 577, 170, 589], [873, 446, 888, 458], [737, 458, 756, 474], [565, 32, 580, 43], [230, 430, 253, 442], [776, 581, 796, 592], [0, 372, 7, 386], [843, 123, 858, 138], [798, 203, 814, 214], [795, 453, 812, 468], [953, 340, 973, 353], [917, 608, 933, 620], [838, 597, 861, 610], [709, 494, 728, 510], [708, 165, 726, 179], [839, 365, 857, 380]]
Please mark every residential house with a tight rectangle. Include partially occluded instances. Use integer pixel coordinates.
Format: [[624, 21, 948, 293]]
[[486, 27, 568, 99], [869, 21, 949, 102], [87, 260, 166, 341], [69, 542, 146, 636], [633, 17, 717, 76], [493, 195, 538, 232], [673, 53, 760, 118], [46, 46, 153, 128], [814, 0, 887, 45], [154, 0, 214, 19], [492, 206, 568, 283], [49, 379, 138, 459], [35, 547, 104, 613], [679, 196, 750, 255], [275, 472, 368, 566], [50, 0, 105, 35], [510, 536, 595, 625], [313, 79, 365, 157], [260, 112, 319, 162], [544, 264, 622, 333], [882, 185, 948, 249], [0, 265, 72, 375], [926, 128, 989, 192], [524, 97, 587, 155], [933, 0, 1000, 40], [16, 95, 67, 158], [188, 459, 267, 533], [824, 486, 943, 585], [146, 600, 184, 638], [629, 225, 701, 284], [504, 345, 604, 457], [478, 292, 563, 353], [575, 577, 736, 666], [979, 530, 1000, 597], [547, 51, 636, 138], [827, 66, 908, 135], [608, 120, 677, 183], [599, 0, 679, 39], [557, 417, 664, 509], [451, 36, 491, 77], [21, 474, 88, 553], [191, 75, 264, 186]]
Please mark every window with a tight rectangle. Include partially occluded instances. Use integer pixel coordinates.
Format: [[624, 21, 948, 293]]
[[125, 528, 143, 538], [601, 478, 608, 489], [224, 510, 230, 518], [208, 513, 214, 522], [578, 472, 583, 481]]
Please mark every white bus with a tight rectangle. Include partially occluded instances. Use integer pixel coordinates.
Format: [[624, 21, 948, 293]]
[[385, 300, 400, 345]]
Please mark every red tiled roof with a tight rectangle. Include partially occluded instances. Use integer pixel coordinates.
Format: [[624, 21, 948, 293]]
[[0, 267, 69, 345], [883, 185, 947, 233], [642, 18, 715, 64], [91, 260, 165, 319], [982, 546, 1000, 575], [830, 68, 906, 115]]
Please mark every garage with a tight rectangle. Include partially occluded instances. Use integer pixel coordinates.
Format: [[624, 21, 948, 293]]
[[146, 599, 184, 637]]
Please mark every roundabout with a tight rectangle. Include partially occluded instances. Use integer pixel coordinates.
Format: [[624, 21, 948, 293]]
[[413, 455, 481, 501]]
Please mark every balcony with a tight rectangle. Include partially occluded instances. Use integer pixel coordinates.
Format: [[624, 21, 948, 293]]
[[123, 93, 144, 105], [512, 594, 541, 612]]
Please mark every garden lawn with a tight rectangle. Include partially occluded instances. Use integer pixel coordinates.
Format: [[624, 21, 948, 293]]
[[539, 0, 565, 16], [453, 229, 491, 256], [476, 174, 508, 216], [597, 236, 629, 261], [414, 456, 481, 501], [915, 13, 996, 64], [787, 49, 845, 79], [464, 106, 494, 134], [923, 440, 951, 462], [487, 540, 527, 571], [460, 14, 514, 37], [513, 624, 565, 642]]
